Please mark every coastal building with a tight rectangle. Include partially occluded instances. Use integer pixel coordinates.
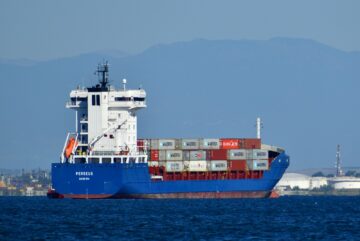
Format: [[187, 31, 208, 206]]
[[328, 177, 360, 189], [276, 173, 328, 190]]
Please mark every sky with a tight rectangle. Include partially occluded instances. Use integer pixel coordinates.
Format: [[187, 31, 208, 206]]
[[0, 0, 359, 60], [0, 1, 359, 171]]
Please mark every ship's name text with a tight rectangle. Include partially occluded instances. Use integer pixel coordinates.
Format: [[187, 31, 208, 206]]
[[75, 172, 93, 176]]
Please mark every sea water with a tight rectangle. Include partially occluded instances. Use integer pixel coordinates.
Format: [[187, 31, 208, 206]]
[[1, 196, 360, 240]]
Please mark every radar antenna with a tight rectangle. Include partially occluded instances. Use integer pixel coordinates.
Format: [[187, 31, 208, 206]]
[[96, 61, 110, 88]]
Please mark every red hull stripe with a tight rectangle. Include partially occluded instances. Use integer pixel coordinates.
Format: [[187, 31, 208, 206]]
[[64, 191, 270, 199], [63, 194, 113, 199]]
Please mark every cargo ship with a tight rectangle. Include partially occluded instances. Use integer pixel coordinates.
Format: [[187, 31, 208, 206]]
[[49, 63, 289, 199]]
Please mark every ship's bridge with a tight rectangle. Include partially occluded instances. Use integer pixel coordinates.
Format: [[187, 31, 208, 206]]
[[66, 89, 88, 109], [109, 89, 146, 110]]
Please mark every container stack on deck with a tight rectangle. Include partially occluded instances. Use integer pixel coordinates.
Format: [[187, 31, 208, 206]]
[[138, 138, 274, 181]]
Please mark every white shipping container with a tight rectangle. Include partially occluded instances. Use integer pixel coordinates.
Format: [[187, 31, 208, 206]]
[[189, 150, 207, 161], [166, 150, 183, 161], [158, 139, 176, 150], [228, 149, 247, 160], [166, 161, 184, 172], [159, 150, 166, 160], [247, 159, 269, 170], [253, 149, 269, 159], [148, 161, 159, 167], [247, 149, 269, 159], [181, 139, 200, 149], [210, 160, 228, 171], [150, 139, 159, 149], [200, 139, 220, 149], [189, 160, 208, 172]]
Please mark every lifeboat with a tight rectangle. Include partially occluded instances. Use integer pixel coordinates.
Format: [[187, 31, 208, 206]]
[[65, 137, 77, 158]]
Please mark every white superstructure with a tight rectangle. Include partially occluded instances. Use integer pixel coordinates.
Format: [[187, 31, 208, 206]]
[[61, 62, 147, 164]]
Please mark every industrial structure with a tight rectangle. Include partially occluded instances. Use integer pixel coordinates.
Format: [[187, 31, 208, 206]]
[[276, 144, 360, 194]]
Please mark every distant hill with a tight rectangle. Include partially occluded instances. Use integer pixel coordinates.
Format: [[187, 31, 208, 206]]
[[0, 37, 359, 169]]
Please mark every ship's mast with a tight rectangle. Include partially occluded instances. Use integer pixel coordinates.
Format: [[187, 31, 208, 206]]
[[335, 144, 343, 177], [96, 62, 109, 89], [256, 117, 263, 139]]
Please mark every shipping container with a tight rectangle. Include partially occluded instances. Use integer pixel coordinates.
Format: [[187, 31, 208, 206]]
[[243, 138, 261, 149], [200, 138, 220, 149], [181, 139, 200, 150], [220, 139, 240, 149], [207, 149, 228, 160], [148, 161, 159, 167], [150, 150, 159, 161], [188, 160, 207, 172], [159, 150, 166, 160], [228, 160, 247, 171], [165, 161, 184, 172], [151, 139, 176, 150], [138, 139, 150, 150], [252, 149, 269, 159], [189, 150, 206, 161], [137, 139, 144, 148], [150, 139, 159, 149], [247, 159, 269, 170], [159, 139, 176, 150], [165, 150, 183, 161], [210, 160, 228, 171], [246, 149, 269, 159], [228, 149, 247, 160]]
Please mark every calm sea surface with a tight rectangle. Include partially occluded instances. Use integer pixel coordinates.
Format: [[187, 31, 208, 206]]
[[1, 196, 360, 240]]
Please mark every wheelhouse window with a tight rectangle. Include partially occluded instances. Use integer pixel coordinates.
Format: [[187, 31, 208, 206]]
[[92, 95, 100, 106], [115, 97, 145, 102]]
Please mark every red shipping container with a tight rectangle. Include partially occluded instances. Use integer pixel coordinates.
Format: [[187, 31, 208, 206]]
[[208, 149, 228, 160], [137, 139, 144, 151], [220, 139, 240, 149], [151, 150, 159, 161], [228, 160, 247, 171], [243, 138, 261, 149]]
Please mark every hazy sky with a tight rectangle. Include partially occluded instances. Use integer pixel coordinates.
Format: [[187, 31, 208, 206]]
[[0, 0, 359, 60]]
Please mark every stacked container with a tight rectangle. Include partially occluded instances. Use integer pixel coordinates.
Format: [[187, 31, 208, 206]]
[[141, 138, 270, 174]]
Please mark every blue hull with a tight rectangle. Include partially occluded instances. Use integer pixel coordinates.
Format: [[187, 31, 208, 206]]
[[51, 153, 289, 199]]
